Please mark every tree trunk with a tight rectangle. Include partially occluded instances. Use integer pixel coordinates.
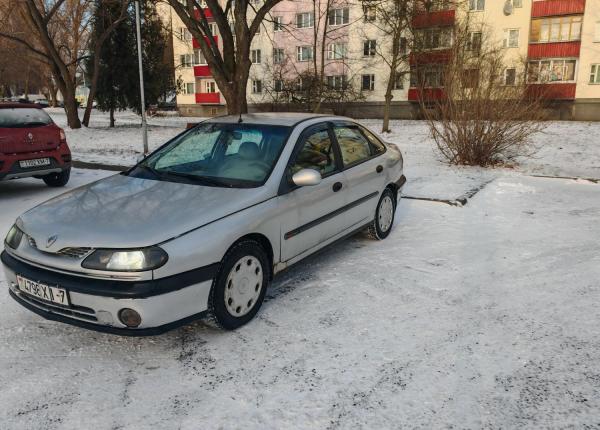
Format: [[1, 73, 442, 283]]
[[109, 106, 115, 127], [82, 54, 101, 127], [56, 76, 81, 129]]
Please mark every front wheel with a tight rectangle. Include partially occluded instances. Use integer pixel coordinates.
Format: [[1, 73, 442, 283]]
[[43, 168, 70, 187], [367, 188, 396, 240], [208, 240, 270, 330]]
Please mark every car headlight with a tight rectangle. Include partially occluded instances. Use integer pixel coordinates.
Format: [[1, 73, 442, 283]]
[[81, 247, 168, 272], [5, 224, 23, 249]]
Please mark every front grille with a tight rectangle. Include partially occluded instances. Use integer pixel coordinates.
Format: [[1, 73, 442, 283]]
[[13, 288, 98, 322], [57, 247, 93, 259]]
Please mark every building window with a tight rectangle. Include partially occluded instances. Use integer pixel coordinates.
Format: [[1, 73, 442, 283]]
[[180, 54, 193, 68], [469, 0, 484, 11], [363, 40, 377, 57], [297, 45, 314, 61], [400, 37, 408, 55], [428, 0, 452, 11], [205, 81, 216, 93], [184, 82, 195, 94], [527, 59, 577, 83], [394, 72, 404, 90], [251, 49, 261, 64], [273, 48, 285, 64], [328, 8, 349, 26], [274, 16, 284, 31], [326, 75, 347, 90], [274, 79, 284, 92], [513, 0, 522, 7], [361, 74, 375, 91], [363, 5, 376, 22], [252, 80, 262, 94], [503, 29, 519, 48], [411, 66, 445, 88], [194, 49, 206, 65], [416, 27, 453, 50], [327, 43, 347, 60], [467, 32, 482, 52], [296, 12, 314, 28], [179, 27, 192, 41], [590, 65, 600, 84], [530, 16, 582, 43], [208, 23, 218, 35], [504, 68, 517, 86]]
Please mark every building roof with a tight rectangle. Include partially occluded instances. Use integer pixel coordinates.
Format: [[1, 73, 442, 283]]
[[210, 112, 333, 126]]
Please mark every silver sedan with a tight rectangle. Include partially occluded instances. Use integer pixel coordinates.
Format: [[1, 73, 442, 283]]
[[2, 113, 405, 335]]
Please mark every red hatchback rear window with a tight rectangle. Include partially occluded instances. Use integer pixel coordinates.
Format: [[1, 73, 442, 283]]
[[0, 108, 53, 128]]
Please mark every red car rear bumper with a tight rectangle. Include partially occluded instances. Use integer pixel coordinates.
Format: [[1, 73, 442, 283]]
[[0, 144, 71, 181]]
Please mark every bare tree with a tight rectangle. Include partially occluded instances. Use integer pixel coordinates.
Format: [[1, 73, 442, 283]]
[[166, 0, 285, 114], [417, 17, 546, 166]]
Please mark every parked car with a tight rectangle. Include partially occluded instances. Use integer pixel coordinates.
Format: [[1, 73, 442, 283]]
[[2, 113, 405, 335], [0, 103, 71, 186]]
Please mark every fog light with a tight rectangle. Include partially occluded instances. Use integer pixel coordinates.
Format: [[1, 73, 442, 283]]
[[118, 308, 141, 328]]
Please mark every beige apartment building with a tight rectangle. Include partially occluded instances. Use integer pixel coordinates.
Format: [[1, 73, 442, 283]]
[[169, 0, 600, 120]]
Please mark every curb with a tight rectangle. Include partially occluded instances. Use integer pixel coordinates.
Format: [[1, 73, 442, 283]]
[[72, 160, 130, 172]]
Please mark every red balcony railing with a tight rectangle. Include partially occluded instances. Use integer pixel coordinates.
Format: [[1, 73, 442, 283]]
[[194, 7, 213, 20], [195, 92, 221, 104], [412, 9, 455, 29], [194, 65, 212, 77], [409, 49, 452, 66], [528, 41, 581, 58], [527, 83, 576, 100], [408, 88, 446, 102], [193, 35, 218, 49], [531, 0, 585, 18]]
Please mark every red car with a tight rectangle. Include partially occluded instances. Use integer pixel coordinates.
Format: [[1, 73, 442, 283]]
[[0, 103, 71, 187]]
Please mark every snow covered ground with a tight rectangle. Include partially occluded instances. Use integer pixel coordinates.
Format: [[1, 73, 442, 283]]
[[1, 110, 599, 428]]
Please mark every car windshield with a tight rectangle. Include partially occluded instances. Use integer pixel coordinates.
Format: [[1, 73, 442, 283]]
[[129, 122, 291, 188], [0, 108, 53, 128]]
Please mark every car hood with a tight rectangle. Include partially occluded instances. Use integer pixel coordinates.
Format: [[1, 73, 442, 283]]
[[18, 173, 274, 251]]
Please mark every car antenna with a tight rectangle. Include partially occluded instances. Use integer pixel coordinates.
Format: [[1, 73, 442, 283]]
[[238, 112, 243, 123]]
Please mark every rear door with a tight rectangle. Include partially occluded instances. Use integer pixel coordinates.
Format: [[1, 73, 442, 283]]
[[332, 121, 388, 227], [278, 122, 351, 261]]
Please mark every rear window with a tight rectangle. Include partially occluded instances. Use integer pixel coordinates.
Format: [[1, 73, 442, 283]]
[[0, 108, 53, 128]]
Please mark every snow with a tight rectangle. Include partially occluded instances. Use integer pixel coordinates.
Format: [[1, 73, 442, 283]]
[[1, 110, 600, 428]]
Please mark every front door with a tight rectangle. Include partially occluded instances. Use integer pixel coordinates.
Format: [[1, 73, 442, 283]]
[[278, 123, 349, 261]]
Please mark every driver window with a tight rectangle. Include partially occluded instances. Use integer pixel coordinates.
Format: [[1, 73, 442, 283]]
[[291, 129, 338, 177]]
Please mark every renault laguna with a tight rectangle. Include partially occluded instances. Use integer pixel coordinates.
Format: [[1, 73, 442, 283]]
[[2, 113, 405, 335]]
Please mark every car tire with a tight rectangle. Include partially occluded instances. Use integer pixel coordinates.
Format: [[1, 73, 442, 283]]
[[43, 168, 70, 187], [367, 188, 396, 240], [208, 240, 270, 330]]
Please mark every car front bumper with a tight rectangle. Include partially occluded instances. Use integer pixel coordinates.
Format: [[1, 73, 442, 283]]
[[1, 250, 217, 336]]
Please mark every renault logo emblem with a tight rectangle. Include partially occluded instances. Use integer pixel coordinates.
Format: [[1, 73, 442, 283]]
[[46, 235, 58, 248]]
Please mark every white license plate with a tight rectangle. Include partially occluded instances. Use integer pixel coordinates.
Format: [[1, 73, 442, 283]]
[[16, 275, 70, 306], [19, 158, 51, 168]]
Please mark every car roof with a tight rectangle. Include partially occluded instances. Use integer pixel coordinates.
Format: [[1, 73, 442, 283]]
[[0, 103, 43, 109], [208, 112, 347, 126]]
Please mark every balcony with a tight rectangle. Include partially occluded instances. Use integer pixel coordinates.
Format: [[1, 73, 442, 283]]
[[194, 65, 212, 77], [409, 49, 452, 66], [195, 92, 221, 104], [526, 83, 576, 100], [408, 88, 446, 102], [192, 35, 219, 49], [412, 9, 455, 29], [528, 41, 581, 58], [194, 7, 213, 20], [531, 0, 585, 18]]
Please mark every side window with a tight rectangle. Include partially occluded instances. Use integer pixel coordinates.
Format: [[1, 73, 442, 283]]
[[334, 125, 372, 166], [360, 126, 386, 154], [291, 128, 338, 177]]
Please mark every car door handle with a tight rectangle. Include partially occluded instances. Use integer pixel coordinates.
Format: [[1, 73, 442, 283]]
[[332, 182, 343, 192], [376, 165, 383, 173]]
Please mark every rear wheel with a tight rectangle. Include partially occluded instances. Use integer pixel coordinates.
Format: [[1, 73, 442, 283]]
[[43, 168, 70, 187], [208, 240, 270, 330], [367, 188, 396, 240]]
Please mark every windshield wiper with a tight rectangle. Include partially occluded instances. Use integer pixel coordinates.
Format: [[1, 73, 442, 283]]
[[135, 164, 163, 180], [161, 170, 233, 188]]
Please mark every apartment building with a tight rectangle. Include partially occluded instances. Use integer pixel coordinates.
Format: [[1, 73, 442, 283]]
[[169, 0, 600, 120]]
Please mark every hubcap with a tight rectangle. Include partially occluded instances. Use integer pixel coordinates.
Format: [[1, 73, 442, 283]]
[[224, 256, 263, 317], [378, 196, 394, 232]]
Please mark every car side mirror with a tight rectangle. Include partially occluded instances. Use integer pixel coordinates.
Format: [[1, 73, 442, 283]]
[[291, 168, 322, 187]]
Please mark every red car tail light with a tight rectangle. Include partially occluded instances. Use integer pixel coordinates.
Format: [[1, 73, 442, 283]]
[[59, 129, 67, 143]]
